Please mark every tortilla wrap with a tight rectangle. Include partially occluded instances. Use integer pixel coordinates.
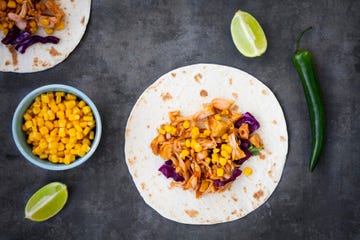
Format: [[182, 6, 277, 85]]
[[125, 64, 288, 224], [0, 0, 91, 73]]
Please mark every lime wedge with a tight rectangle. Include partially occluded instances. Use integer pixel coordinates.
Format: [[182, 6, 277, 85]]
[[230, 10, 267, 57], [25, 182, 68, 222]]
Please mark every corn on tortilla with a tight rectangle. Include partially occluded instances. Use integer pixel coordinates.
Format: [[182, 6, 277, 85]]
[[0, 0, 91, 73], [125, 64, 288, 224]]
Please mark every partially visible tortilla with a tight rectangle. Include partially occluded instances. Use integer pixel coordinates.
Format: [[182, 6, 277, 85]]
[[125, 64, 288, 224], [0, 0, 91, 73]]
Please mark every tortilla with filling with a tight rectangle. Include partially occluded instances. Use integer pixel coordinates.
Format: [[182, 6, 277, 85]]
[[125, 64, 288, 224], [0, 0, 91, 73]]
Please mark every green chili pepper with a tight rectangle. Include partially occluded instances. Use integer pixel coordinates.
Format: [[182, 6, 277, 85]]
[[292, 26, 325, 172]]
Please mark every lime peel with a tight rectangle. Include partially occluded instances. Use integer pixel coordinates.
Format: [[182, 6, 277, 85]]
[[25, 182, 68, 222], [230, 10, 267, 57]]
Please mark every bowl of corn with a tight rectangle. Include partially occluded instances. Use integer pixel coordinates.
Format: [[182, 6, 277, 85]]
[[12, 84, 102, 170]]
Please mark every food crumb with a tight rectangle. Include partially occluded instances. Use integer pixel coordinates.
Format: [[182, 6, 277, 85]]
[[232, 92, 238, 99]]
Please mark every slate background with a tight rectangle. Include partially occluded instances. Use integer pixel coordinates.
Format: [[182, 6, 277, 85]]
[[0, 0, 359, 239]]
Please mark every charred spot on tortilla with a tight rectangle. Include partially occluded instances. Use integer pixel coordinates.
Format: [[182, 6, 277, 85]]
[[81, 16, 86, 25], [231, 196, 238, 202], [185, 209, 199, 218], [146, 125, 150, 129], [200, 89, 208, 97], [243, 187, 247, 193], [280, 135, 286, 141], [161, 92, 172, 101], [229, 78, 233, 85], [171, 72, 176, 77], [262, 89, 268, 95], [249, 79, 254, 85], [128, 157, 136, 166], [253, 190, 264, 200], [141, 182, 146, 190], [259, 152, 266, 160], [194, 73, 202, 83], [232, 92, 238, 99], [5, 61, 10, 66], [268, 170, 273, 178], [272, 119, 278, 125], [231, 210, 237, 215], [49, 47, 62, 57]]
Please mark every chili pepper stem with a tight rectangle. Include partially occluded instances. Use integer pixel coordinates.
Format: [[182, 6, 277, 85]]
[[295, 26, 313, 51]]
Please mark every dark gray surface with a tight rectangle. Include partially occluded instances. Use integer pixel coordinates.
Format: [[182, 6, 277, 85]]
[[1, 0, 359, 239]]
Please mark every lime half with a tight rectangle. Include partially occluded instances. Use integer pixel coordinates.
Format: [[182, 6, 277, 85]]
[[230, 10, 267, 57], [25, 182, 68, 222]]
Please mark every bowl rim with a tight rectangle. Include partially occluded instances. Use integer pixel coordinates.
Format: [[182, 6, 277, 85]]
[[12, 84, 102, 170]]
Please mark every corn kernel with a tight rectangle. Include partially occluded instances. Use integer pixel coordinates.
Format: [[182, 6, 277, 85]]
[[221, 109, 229, 115], [65, 100, 76, 109], [29, 20, 37, 28], [83, 116, 93, 122], [89, 131, 95, 140], [76, 132, 83, 140], [81, 144, 90, 152], [219, 157, 227, 166], [41, 94, 50, 103], [193, 143, 202, 153], [39, 126, 49, 135], [221, 133, 228, 140], [7, 1, 17, 8], [58, 143, 65, 151], [220, 150, 230, 159], [23, 113, 32, 121], [82, 106, 91, 115], [216, 168, 224, 177], [203, 129, 211, 136], [185, 139, 191, 148], [191, 127, 200, 139], [83, 127, 91, 136], [24, 120, 32, 129], [213, 148, 220, 153], [44, 28, 54, 35], [221, 144, 232, 154], [211, 153, 219, 164], [180, 149, 189, 159], [40, 17, 50, 26], [243, 167, 253, 176], [65, 93, 77, 100], [77, 100, 86, 108], [158, 128, 166, 135], [44, 121, 54, 130], [183, 120, 190, 129], [214, 114, 222, 120], [68, 128, 76, 137]]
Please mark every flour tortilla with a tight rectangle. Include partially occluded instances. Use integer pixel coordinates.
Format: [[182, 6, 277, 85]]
[[0, 0, 91, 73], [125, 64, 288, 224]]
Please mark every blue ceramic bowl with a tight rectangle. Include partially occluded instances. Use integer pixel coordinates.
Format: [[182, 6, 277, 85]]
[[12, 84, 102, 170]]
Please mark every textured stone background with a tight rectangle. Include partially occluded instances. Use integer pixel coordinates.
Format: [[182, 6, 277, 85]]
[[0, 0, 359, 239]]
